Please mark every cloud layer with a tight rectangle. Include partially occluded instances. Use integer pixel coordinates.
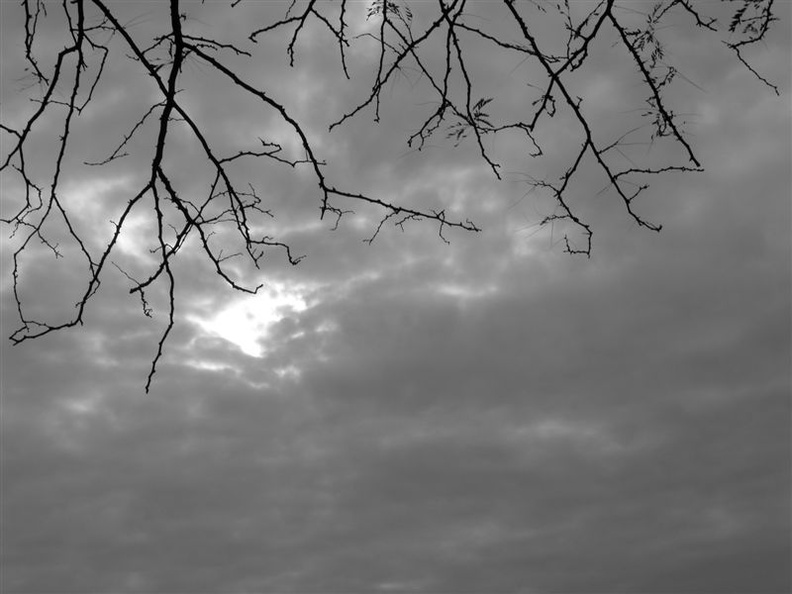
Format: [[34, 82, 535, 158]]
[[1, 1, 790, 592]]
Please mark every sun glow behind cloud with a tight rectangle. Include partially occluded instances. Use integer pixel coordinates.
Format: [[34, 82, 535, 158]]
[[188, 282, 309, 357]]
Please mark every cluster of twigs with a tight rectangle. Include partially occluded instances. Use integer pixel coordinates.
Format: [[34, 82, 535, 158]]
[[1, 0, 777, 390]]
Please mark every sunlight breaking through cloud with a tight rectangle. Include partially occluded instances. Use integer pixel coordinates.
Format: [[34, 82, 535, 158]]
[[188, 282, 309, 357]]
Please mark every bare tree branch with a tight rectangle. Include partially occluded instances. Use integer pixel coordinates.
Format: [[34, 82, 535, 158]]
[[1, 0, 779, 390]]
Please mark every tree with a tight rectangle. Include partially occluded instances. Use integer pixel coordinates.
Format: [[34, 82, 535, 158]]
[[0, 0, 779, 390]]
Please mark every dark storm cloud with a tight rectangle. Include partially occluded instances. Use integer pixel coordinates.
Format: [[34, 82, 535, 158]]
[[2, 1, 790, 592]]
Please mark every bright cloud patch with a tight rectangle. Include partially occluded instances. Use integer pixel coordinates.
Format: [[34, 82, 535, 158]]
[[189, 282, 309, 357], [434, 282, 498, 302], [61, 176, 132, 223]]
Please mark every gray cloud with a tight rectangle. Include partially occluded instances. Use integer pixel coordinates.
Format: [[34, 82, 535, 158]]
[[1, 1, 789, 593]]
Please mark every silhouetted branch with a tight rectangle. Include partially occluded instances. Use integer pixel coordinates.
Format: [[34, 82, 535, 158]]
[[1, 0, 779, 389]]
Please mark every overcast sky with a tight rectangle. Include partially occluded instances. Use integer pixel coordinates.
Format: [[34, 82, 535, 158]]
[[1, 1, 790, 593]]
